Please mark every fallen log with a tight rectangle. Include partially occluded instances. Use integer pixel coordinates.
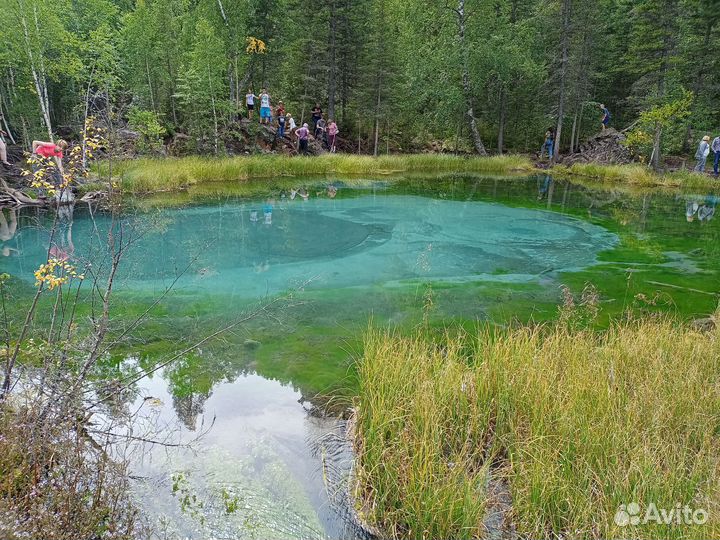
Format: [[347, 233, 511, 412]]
[[0, 179, 108, 209], [0, 179, 47, 207]]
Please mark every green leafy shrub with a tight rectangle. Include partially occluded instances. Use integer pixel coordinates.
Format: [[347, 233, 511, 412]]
[[128, 108, 166, 154]]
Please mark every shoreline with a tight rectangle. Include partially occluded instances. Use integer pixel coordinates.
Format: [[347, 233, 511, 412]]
[[87, 154, 720, 197]]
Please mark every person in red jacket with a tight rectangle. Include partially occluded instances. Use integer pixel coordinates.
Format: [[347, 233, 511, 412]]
[[32, 139, 68, 159]]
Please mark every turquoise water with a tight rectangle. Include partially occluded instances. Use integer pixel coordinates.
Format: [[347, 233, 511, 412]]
[[3, 193, 616, 297], [4, 175, 720, 539]]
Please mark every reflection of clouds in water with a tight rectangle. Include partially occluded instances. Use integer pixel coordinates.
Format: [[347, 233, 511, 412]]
[[130, 373, 361, 540]]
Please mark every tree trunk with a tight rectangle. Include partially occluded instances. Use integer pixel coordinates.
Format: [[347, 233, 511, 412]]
[[300, 61, 310, 126], [145, 58, 156, 113], [651, 121, 662, 170], [0, 96, 16, 144], [455, 0, 487, 156], [373, 80, 381, 157], [569, 105, 578, 154], [497, 87, 506, 154], [81, 67, 95, 169], [651, 50, 669, 170], [568, 20, 592, 154], [210, 68, 218, 156], [212, 95, 218, 156], [18, 2, 53, 140], [553, 0, 571, 162], [328, 0, 337, 120], [228, 64, 235, 114], [216, 0, 228, 25], [575, 101, 585, 150]]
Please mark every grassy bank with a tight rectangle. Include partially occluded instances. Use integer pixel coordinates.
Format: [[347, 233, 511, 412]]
[[552, 162, 718, 190], [355, 315, 720, 539], [100, 154, 720, 196], [100, 154, 533, 193]]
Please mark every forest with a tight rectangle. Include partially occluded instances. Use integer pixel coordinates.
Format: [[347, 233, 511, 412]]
[[1, 0, 719, 163], [3, 2, 720, 539]]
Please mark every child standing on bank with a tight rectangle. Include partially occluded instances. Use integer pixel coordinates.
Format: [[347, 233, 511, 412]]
[[259, 89, 272, 125], [286, 113, 297, 134], [246, 89, 257, 119], [277, 112, 287, 138], [327, 120, 338, 153]]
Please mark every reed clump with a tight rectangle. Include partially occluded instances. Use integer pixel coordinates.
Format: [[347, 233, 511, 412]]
[[103, 154, 533, 193], [355, 314, 720, 539]]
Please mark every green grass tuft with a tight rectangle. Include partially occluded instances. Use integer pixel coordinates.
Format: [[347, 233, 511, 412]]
[[97, 154, 534, 193], [553, 162, 719, 190]]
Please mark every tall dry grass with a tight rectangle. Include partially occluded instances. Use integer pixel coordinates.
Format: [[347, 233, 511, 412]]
[[355, 316, 720, 539]]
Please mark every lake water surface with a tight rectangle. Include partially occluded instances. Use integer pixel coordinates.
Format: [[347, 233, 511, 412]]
[[2, 175, 719, 539]]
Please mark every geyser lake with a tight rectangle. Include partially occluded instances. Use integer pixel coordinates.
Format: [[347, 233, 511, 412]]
[[3, 175, 719, 539]]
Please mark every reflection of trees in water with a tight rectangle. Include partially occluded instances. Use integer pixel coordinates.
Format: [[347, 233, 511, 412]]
[[166, 349, 255, 430], [50, 203, 75, 260], [173, 390, 212, 430]]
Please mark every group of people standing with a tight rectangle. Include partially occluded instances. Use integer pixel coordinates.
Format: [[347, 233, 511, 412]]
[[245, 89, 339, 154], [694, 135, 720, 176]]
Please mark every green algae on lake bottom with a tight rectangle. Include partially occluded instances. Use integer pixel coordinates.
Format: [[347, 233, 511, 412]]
[[3, 175, 719, 398]]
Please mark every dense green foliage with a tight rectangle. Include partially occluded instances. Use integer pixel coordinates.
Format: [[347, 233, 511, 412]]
[[1, 0, 718, 158]]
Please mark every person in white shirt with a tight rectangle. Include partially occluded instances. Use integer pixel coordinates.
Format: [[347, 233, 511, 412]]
[[245, 89, 257, 119], [694, 135, 711, 173], [259, 89, 271, 125], [286, 113, 297, 133]]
